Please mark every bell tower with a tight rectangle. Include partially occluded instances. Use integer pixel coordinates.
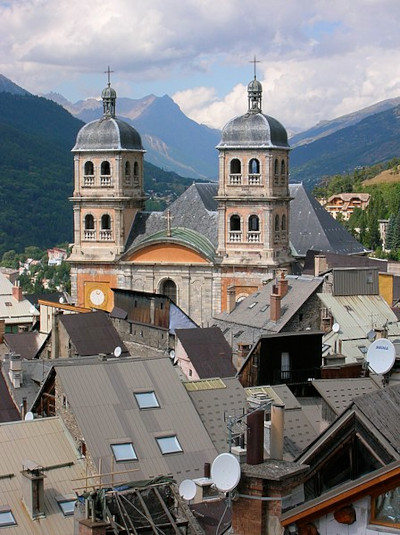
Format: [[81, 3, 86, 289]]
[[69, 72, 146, 309], [215, 69, 292, 310]]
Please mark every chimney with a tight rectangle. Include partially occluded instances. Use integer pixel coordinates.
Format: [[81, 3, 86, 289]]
[[227, 285, 236, 313], [9, 354, 22, 388], [246, 409, 264, 465], [314, 254, 327, 276], [270, 403, 285, 460], [277, 272, 288, 297], [21, 460, 46, 519], [270, 286, 281, 322], [21, 397, 27, 420], [12, 281, 23, 302]]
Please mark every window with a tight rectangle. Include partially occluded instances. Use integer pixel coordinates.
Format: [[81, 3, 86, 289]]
[[372, 486, 400, 526], [101, 214, 111, 230], [156, 435, 183, 454], [84, 161, 94, 175], [160, 279, 177, 303], [230, 215, 241, 231], [249, 158, 260, 174], [135, 391, 160, 409], [57, 497, 76, 516], [101, 161, 110, 175], [0, 510, 16, 527], [84, 214, 94, 230], [111, 442, 137, 462], [125, 161, 131, 176], [248, 215, 259, 232], [275, 214, 280, 234], [281, 214, 286, 231], [134, 161, 139, 177], [281, 159, 286, 176], [230, 158, 241, 174], [274, 158, 279, 176]]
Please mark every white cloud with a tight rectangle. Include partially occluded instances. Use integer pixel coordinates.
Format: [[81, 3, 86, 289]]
[[2, 0, 400, 130]]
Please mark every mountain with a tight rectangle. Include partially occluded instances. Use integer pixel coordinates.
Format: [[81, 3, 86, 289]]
[[290, 97, 400, 148], [290, 103, 400, 189], [0, 74, 31, 96], [0, 80, 200, 256], [45, 92, 220, 179]]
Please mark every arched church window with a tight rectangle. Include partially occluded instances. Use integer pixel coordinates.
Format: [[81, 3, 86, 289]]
[[230, 215, 241, 231], [274, 159, 279, 176], [275, 214, 280, 231], [84, 214, 94, 230], [101, 161, 111, 175], [281, 214, 286, 231], [125, 161, 131, 176], [161, 279, 177, 303], [101, 214, 111, 230], [274, 214, 280, 242], [248, 215, 259, 232], [230, 159, 241, 174], [84, 161, 94, 175], [281, 160, 286, 176], [133, 161, 139, 182], [249, 158, 260, 174]]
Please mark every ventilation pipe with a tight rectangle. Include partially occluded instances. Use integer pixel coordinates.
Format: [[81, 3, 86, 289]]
[[246, 409, 264, 465], [270, 403, 285, 460]]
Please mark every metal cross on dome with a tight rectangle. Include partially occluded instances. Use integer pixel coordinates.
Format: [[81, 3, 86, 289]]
[[104, 66, 114, 85], [249, 55, 260, 78]]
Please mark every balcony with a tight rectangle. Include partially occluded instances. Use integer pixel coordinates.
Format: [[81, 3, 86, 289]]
[[228, 232, 242, 243], [83, 175, 94, 186], [99, 230, 112, 241], [247, 231, 260, 243], [229, 174, 242, 185], [248, 174, 261, 185], [84, 230, 96, 241], [100, 175, 112, 187]]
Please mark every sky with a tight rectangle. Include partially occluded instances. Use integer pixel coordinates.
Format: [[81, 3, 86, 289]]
[[2, 0, 400, 133]]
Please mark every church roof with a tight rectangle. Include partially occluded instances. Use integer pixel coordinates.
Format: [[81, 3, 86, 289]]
[[72, 116, 143, 151], [218, 112, 289, 149], [289, 183, 369, 257]]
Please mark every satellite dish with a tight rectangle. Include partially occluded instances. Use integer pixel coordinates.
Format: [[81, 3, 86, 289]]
[[211, 453, 241, 492], [367, 338, 396, 375], [332, 323, 340, 333], [25, 412, 34, 421], [179, 479, 196, 501], [367, 329, 376, 342], [114, 346, 122, 358], [169, 350, 175, 360], [59, 296, 65, 304]]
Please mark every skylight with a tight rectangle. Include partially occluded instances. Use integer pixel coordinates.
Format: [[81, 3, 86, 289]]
[[111, 442, 137, 462], [0, 510, 16, 527], [248, 302, 257, 309], [57, 498, 76, 516], [156, 435, 183, 454], [134, 391, 160, 409]]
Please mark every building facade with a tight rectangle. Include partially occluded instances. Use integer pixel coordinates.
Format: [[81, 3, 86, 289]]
[[69, 75, 293, 324]]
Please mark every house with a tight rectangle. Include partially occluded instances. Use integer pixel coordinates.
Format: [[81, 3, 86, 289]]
[[0, 417, 87, 534], [322, 192, 371, 220], [0, 273, 38, 335], [212, 273, 325, 358], [175, 327, 236, 379], [47, 247, 68, 265], [31, 356, 218, 486]]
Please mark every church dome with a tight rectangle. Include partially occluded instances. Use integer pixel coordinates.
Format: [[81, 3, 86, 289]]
[[72, 77, 144, 152], [72, 117, 143, 151], [218, 74, 289, 149]]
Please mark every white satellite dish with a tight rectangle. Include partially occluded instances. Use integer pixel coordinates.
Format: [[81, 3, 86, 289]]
[[59, 296, 65, 304], [25, 412, 34, 421], [211, 453, 241, 492], [114, 346, 122, 358], [332, 323, 340, 333], [367, 338, 396, 375], [179, 479, 196, 501], [169, 350, 175, 360]]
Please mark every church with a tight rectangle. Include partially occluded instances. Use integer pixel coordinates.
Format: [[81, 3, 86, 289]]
[[68, 73, 365, 325]]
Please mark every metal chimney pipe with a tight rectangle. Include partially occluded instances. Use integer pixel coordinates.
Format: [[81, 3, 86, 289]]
[[270, 403, 285, 460]]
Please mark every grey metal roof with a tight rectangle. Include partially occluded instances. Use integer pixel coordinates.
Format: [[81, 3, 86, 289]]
[[72, 116, 144, 151], [0, 417, 87, 535], [289, 183, 368, 256], [212, 275, 324, 350], [186, 377, 247, 453], [124, 183, 218, 253], [218, 113, 289, 149], [312, 378, 382, 416], [0, 370, 19, 422], [175, 327, 236, 379], [59, 311, 128, 357], [54, 357, 218, 485]]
